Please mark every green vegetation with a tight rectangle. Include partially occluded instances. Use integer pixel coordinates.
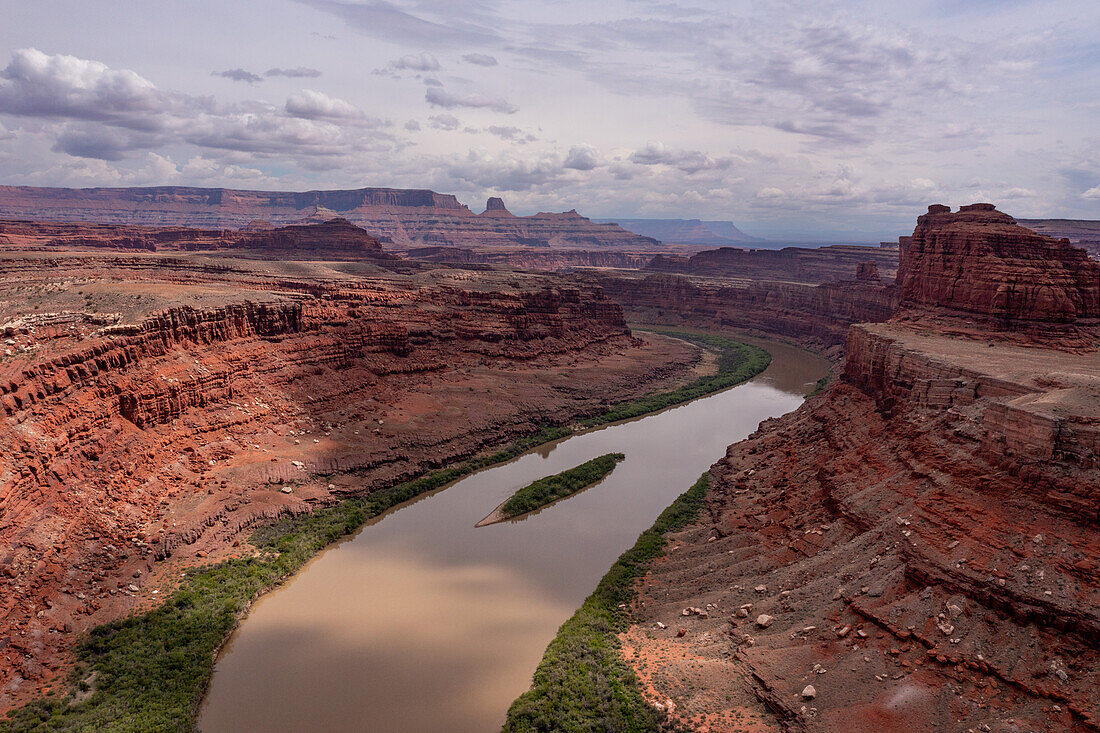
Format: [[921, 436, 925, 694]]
[[807, 375, 829, 397], [503, 473, 710, 732], [582, 330, 771, 426], [498, 453, 625, 520], [0, 427, 569, 733], [1, 329, 769, 733]]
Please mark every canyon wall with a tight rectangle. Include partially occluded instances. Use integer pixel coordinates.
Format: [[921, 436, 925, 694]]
[[646, 244, 900, 284], [0, 253, 701, 708], [0, 217, 388, 259], [586, 271, 899, 349], [0, 186, 659, 250], [619, 205, 1099, 732], [404, 246, 653, 271]]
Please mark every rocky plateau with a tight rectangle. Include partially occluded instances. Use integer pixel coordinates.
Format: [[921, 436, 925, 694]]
[[619, 205, 1099, 732]]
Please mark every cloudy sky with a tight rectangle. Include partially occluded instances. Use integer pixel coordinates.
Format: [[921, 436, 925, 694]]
[[0, 0, 1097, 239]]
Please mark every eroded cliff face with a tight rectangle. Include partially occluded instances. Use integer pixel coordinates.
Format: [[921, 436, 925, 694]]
[[0, 186, 659, 250], [586, 271, 899, 350], [0, 253, 701, 708], [899, 203, 1100, 323], [646, 244, 900, 284], [0, 217, 387, 259], [619, 204, 1099, 732]]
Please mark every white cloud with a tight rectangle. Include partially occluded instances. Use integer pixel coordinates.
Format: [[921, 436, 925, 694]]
[[286, 89, 364, 120], [563, 144, 599, 171], [0, 48, 165, 124], [428, 114, 460, 130], [390, 53, 441, 72], [425, 86, 517, 114]]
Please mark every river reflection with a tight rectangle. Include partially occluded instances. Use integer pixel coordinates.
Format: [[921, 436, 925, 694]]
[[199, 336, 829, 733]]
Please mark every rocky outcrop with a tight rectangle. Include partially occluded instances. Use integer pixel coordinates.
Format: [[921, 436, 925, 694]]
[[855, 261, 880, 281], [0, 185, 660, 250], [646, 244, 901, 284], [618, 203, 1099, 731], [898, 204, 1100, 323]]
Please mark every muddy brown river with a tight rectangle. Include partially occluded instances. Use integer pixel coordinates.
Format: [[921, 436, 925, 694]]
[[199, 336, 829, 732]]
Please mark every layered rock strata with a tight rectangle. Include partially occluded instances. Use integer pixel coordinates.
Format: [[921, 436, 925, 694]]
[[647, 244, 900, 284], [899, 204, 1099, 323], [0, 218, 387, 259], [617, 205, 1099, 731], [586, 271, 899, 350], [0, 252, 700, 708], [0, 186, 659, 250]]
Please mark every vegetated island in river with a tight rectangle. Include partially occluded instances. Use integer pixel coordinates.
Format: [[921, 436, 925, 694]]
[[0, 329, 769, 733], [476, 453, 626, 527]]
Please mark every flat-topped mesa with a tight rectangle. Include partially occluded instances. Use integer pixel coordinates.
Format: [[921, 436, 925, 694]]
[[237, 218, 385, 255], [898, 203, 1100, 324]]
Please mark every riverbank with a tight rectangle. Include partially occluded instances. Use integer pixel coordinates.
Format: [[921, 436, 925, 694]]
[[504, 473, 710, 732], [0, 330, 772, 733]]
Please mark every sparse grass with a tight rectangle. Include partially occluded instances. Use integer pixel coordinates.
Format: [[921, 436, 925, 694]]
[[0, 329, 769, 733], [581, 330, 770, 427], [502, 474, 711, 733], [498, 453, 625, 520]]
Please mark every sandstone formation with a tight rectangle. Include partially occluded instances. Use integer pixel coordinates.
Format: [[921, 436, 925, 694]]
[[0, 248, 702, 709], [618, 205, 1099, 731], [898, 204, 1099, 324], [1018, 218, 1100, 260], [646, 243, 900, 284], [586, 269, 899, 350], [0, 218, 388, 259], [0, 186, 659, 250]]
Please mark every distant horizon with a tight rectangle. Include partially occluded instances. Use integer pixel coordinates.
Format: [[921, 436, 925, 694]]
[[3, 178, 1090, 243], [1, 1, 1097, 240]]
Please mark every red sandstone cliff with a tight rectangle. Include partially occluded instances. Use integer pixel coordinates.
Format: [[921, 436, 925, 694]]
[[0, 252, 702, 708], [646, 244, 900, 284], [0, 218, 387, 259], [618, 204, 1099, 732], [586, 270, 898, 349], [899, 204, 1100, 323], [0, 186, 659, 251]]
